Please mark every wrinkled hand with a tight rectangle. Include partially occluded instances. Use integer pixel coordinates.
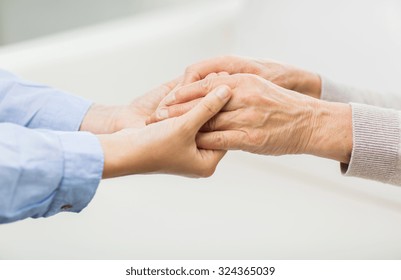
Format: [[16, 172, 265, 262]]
[[182, 55, 322, 98], [148, 74, 352, 163], [80, 77, 181, 134], [98, 86, 232, 178]]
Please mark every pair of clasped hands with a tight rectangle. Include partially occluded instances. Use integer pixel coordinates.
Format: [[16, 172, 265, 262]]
[[81, 56, 352, 179]]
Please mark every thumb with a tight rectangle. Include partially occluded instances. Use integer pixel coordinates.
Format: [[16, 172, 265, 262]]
[[183, 85, 231, 130]]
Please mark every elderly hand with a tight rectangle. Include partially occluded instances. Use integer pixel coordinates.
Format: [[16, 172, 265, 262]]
[[148, 74, 352, 163], [182, 55, 322, 99], [98, 86, 231, 178], [80, 77, 181, 134]]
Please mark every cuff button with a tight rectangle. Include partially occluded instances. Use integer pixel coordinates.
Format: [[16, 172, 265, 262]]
[[61, 204, 73, 210]]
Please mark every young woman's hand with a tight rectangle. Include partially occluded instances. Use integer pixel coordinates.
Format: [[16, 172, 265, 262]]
[[80, 77, 181, 134], [98, 86, 232, 178]]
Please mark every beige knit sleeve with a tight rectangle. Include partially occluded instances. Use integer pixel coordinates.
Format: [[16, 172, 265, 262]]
[[321, 77, 401, 110], [320, 77, 401, 185]]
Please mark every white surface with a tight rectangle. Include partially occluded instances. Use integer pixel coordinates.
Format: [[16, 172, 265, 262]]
[[1, 0, 401, 259]]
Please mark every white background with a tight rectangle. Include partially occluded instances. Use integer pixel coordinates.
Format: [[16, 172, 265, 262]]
[[1, 260, 401, 280], [1, 0, 401, 259]]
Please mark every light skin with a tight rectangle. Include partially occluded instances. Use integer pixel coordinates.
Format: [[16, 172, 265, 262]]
[[80, 78, 232, 178], [148, 56, 353, 164], [182, 55, 322, 99], [80, 77, 182, 134]]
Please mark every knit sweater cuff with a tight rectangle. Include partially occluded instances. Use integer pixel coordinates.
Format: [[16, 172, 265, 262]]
[[342, 103, 401, 184]]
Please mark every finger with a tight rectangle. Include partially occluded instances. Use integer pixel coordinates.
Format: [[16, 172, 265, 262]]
[[143, 76, 183, 126], [218, 71, 230, 76], [205, 72, 218, 79], [164, 75, 235, 106], [156, 76, 184, 108], [147, 98, 201, 124], [151, 98, 239, 126], [158, 75, 183, 99], [183, 56, 242, 84], [200, 111, 237, 132], [183, 85, 231, 131], [160, 82, 186, 106], [196, 131, 246, 150], [146, 111, 159, 125], [166, 99, 200, 118]]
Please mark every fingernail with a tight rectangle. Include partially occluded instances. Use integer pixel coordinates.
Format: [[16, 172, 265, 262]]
[[164, 92, 176, 105], [157, 108, 169, 119], [215, 87, 229, 99]]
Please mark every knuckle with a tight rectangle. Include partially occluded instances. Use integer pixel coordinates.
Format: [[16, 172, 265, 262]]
[[184, 66, 201, 81], [215, 133, 228, 149], [200, 77, 213, 91], [206, 73, 218, 79], [201, 102, 217, 115]]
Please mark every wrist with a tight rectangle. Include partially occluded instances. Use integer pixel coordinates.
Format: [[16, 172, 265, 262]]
[[98, 131, 143, 178], [305, 101, 352, 163], [98, 129, 158, 178], [293, 69, 322, 99], [80, 104, 121, 134], [98, 133, 125, 178]]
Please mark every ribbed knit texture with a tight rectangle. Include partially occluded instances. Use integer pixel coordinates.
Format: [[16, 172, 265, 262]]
[[321, 77, 401, 185], [344, 103, 400, 183]]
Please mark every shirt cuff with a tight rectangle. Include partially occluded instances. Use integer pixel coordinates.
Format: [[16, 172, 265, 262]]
[[341, 103, 401, 184], [23, 84, 93, 131], [0, 69, 93, 131], [43, 131, 104, 217]]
